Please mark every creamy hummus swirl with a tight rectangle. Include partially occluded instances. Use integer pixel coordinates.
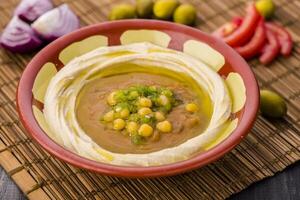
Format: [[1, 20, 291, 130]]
[[44, 42, 232, 166]]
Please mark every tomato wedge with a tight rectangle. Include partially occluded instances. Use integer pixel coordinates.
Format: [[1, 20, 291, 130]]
[[259, 28, 280, 65], [234, 20, 266, 59], [232, 17, 243, 26], [265, 23, 293, 56], [212, 17, 243, 38], [224, 4, 261, 47]]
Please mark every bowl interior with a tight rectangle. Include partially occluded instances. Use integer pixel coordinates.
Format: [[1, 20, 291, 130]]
[[17, 20, 259, 177]]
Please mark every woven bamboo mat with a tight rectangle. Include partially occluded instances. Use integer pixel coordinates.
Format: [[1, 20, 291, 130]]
[[1, 0, 300, 199]]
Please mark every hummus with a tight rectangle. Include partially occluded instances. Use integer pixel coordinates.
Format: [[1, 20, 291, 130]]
[[44, 42, 232, 166], [76, 72, 211, 154]]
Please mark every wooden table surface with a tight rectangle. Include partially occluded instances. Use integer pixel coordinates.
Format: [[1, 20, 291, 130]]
[[1, 162, 300, 200]]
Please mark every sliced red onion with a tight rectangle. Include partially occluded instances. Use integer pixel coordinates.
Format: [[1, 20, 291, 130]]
[[0, 17, 42, 53], [32, 4, 80, 41], [14, 0, 53, 23]]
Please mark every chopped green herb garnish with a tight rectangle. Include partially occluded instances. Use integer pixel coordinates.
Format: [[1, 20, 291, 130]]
[[102, 85, 181, 145], [131, 134, 144, 145]]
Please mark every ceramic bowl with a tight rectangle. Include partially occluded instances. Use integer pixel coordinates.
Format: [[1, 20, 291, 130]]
[[17, 20, 259, 177]]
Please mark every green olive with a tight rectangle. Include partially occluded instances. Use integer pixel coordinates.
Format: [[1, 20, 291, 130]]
[[136, 0, 154, 18], [109, 4, 137, 21], [260, 90, 287, 118], [173, 4, 196, 26], [255, 0, 275, 19], [153, 0, 179, 20]]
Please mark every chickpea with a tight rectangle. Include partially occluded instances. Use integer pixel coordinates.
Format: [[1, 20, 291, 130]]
[[150, 130, 160, 142], [128, 91, 139, 100], [173, 4, 196, 26], [185, 103, 198, 113], [113, 118, 126, 130], [138, 107, 152, 116], [138, 124, 153, 137], [120, 108, 130, 119], [107, 92, 117, 106], [103, 110, 114, 122], [158, 95, 169, 106], [139, 97, 152, 107], [128, 113, 139, 122], [114, 112, 121, 119], [156, 120, 172, 133], [186, 117, 200, 128], [154, 111, 165, 122], [161, 88, 173, 97], [109, 4, 136, 21], [126, 121, 138, 134]]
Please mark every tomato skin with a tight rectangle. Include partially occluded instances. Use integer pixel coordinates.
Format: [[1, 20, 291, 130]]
[[224, 4, 261, 47], [234, 20, 266, 59], [259, 28, 280, 65], [265, 22, 293, 56]]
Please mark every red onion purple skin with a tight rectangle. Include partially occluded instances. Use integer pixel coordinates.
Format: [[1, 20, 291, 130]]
[[14, 0, 54, 23], [1, 2, 79, 53], [0, 17, 42, 53], [32, 4, 80, 41]]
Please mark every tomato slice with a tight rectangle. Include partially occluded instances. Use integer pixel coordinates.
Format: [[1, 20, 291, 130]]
[[259, 28, 280, 65], [212, 17, 243, 38], [234, 20, 266, 59], [224, 4, 261, 47], [212, 22, 238, 38], [265, 23, 293, 56], [231, 17, 243, 26]]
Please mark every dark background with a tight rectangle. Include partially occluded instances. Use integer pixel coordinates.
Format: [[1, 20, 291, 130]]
[[1, 161, 300, 199]]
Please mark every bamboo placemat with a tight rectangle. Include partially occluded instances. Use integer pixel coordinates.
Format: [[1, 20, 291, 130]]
[[1, 0, 300, 199]]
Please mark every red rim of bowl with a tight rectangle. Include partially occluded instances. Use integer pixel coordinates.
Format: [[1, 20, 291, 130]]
[[17, 19, 259, 178]]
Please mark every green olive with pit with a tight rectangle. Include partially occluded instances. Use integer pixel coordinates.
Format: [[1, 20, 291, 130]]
[[173, 4, 196, 26], [153, 0, 179, 20], [136, 0, 154, 18], [260, 90, 287, 118], [109, 4, 137, 21], [255, 0, 275, 19]]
